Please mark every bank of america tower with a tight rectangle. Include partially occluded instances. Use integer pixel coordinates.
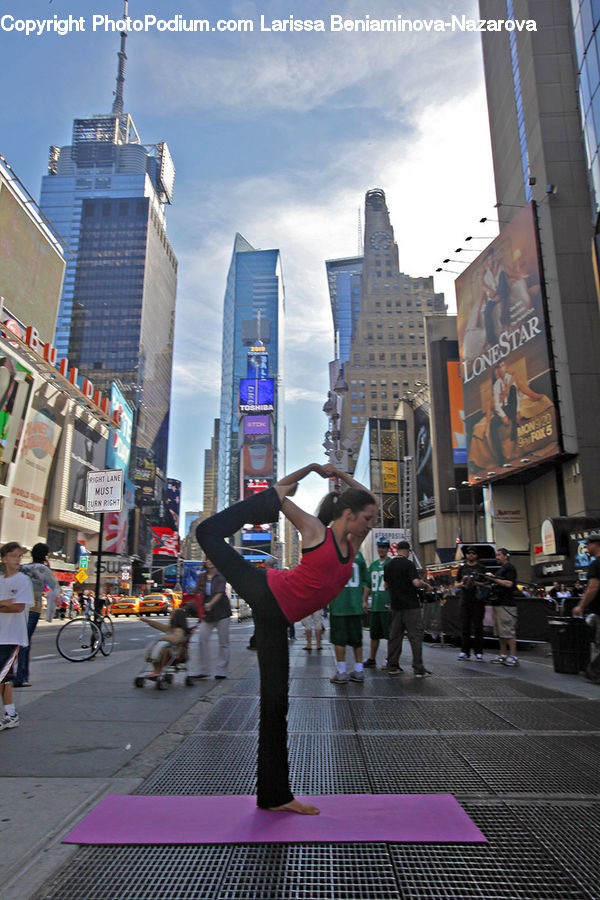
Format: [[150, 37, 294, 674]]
[[39, 15, 177, 480]]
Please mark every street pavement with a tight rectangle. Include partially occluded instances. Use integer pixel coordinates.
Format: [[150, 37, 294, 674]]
[[1, 615, 599, 900], [1, 614, 258, 899]]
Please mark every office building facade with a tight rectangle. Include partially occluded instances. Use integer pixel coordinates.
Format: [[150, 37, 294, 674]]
[[217, 234, 285, 515], [325, 256, 363, 363], [476, 0, 600, 578], [39, 39, 177, 485], [341, 189, 446, 447]]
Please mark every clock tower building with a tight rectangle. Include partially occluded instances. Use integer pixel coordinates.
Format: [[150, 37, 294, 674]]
[[341, 188, 446, 452]]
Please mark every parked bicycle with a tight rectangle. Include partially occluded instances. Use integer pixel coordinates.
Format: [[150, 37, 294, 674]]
[[56, 610, 115, 662]]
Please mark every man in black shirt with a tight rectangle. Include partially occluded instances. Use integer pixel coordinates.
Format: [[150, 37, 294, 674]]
[[456, 547, 487, 661], [572, 532, 600, 684], [487, 547, 518, 667], [383, 541, 433, 677]]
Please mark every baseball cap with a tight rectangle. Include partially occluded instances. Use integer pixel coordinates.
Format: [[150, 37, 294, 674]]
[[376, 536, 390, 547]]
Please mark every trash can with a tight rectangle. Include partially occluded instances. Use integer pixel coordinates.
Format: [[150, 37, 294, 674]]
[[547, 617, 591, 674]]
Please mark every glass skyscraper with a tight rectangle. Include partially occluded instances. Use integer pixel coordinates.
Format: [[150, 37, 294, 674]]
[[218, 234, 285, 512], [39, 34, 177, 480], [325, 256, 363, 364], [571, 1, 600, 216]]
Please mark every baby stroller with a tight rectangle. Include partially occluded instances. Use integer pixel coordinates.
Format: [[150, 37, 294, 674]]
[[134, 626, 196, 690]]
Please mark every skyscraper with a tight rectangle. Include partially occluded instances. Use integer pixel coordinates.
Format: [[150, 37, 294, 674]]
[[217, 234, 285, 517], [325, 256, 363, 363], [479, 0, 600, 531], [341, 189, 446, 446], [39, 17, 177, 483]]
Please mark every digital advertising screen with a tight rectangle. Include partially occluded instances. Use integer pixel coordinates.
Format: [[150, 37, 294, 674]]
[[456, 203, 560, 484], [239, 377, 275, 413]]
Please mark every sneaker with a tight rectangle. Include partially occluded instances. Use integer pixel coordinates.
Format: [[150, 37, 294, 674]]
[[330, 672, 349, 684], [475, 654, 484, 661], [457, 652, 469, 660], [502, 656, 519, 667], [414, 668, 432, 678], [0, 712, 20, 730], [363, 658, 377, 668], [490, 655, 507, 665], [350, 670, 365, 682], [386, 666, 403, 676]]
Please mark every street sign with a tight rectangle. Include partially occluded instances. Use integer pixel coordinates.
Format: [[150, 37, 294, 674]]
[[80, 554, 89, 569], [75, 569, 88, 583], [85, 469, 124, 513]]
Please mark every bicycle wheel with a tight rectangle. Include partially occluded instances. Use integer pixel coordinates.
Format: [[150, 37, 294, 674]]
[[98, 615, 115, 656], [56, 617, 101, 662]]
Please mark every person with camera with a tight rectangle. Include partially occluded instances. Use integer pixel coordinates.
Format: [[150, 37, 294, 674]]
[[456, 547, 487, 661], [487, 547, 519, 667]]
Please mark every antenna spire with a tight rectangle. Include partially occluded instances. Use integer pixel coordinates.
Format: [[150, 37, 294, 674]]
[[111, 0, 128, 117]]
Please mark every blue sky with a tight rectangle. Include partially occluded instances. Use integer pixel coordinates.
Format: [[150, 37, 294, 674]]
[[2, 0, 499, 524]]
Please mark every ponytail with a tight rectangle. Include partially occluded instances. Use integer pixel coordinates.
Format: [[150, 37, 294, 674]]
[[317, 488, 375, 526]]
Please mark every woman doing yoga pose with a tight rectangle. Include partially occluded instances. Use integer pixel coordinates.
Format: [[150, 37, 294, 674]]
[[196, 462, 377, 815]]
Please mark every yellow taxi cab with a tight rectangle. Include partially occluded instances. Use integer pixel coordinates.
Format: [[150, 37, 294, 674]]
[[163, 589, 182, 610], [137, 593, 171, 617], [110, 596, 140, 617]]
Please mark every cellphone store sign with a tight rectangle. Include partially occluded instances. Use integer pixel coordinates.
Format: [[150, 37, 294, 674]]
[[23, 326, 122, 428]]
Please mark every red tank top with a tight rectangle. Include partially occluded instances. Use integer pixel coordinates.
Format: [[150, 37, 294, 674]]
[[267, 529, 355, 624]]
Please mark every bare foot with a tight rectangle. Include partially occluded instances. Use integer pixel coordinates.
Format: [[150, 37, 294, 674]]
[[268, 798, 320, 815]]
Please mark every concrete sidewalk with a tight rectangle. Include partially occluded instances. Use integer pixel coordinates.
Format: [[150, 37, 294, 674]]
[[2, 621, 599, 900]]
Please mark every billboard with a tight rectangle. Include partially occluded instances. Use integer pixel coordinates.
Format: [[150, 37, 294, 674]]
[[106, 383, 133, 473], [243, 477, 272, 498], [414, 403, 435, 519], [134, 449, 156, 500], [239, 377, 275, 413], [100, 477, 134, 555], [0, 350, 34, 486], [0, 405, 62, 545], [447, 361, 466, 465], [68, 419, 107, 515], [151, 526, 180, 557], [244, 415, 271, 436], [0, 182, 65, 343], [456, 203, 560, 484], [166, 478, 181, 532]]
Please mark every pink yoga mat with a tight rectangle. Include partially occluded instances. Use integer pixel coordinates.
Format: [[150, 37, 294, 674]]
[[63, 794, 486, 845]]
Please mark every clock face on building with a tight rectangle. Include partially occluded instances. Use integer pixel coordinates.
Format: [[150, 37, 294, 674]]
[[370, 230, 391, 250]]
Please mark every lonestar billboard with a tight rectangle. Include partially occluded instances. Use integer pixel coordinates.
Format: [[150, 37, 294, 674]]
[[456, 203, 560, 484]]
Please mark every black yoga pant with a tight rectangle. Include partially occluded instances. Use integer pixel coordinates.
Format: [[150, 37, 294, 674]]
[[196, 488, 293, 809]]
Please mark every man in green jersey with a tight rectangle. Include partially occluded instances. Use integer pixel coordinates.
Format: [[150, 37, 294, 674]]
[[364, 536, 392, 669], [329, 551, 369, 684]]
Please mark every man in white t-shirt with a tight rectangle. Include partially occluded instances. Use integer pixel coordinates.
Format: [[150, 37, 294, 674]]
[[0, 542, 34, 730]]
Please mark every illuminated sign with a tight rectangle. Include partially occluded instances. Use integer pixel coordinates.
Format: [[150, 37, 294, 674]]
[[239, 378, 274, 413]]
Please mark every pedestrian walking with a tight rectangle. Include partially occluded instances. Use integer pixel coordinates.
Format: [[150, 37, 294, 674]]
[[16, 542, 59, 687], [0, 542, 34, 730], [196, 462, 377, 815], [190, 558, 231, 680]]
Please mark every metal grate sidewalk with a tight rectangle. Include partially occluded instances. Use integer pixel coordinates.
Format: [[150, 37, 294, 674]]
[[37, 645, 600, 899]]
